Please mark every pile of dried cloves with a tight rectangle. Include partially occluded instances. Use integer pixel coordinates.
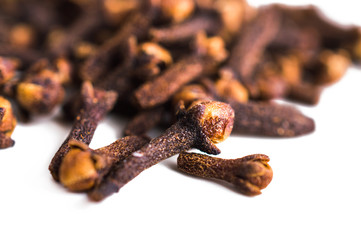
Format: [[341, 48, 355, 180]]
[[1, 0, 360, 201]]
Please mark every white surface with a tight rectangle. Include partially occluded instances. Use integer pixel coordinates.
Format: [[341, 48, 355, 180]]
[[1, 1, 361, 239]]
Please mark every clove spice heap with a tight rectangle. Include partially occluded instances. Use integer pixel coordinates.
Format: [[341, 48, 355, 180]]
[[0, 0, 360, 200]]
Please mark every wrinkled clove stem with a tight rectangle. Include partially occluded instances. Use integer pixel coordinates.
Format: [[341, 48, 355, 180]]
[[89, 101, 234, 201], [49, 81, 117, 181], [230, 100, 315, 137], [177, 152, 273, 196], [133, 54, 219, 109]]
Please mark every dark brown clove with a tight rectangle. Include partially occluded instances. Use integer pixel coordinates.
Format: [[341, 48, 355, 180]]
[[131, 41, 173, 80], [88, 100, 234, 201], [230, 100, 315, 137], [15, 58, 71, 115], [49, 81, 117, 181], [177, 152, 273, 196], [133, 33, 228, 109], [225, 5, 282, 98], [59, 135, 149, 191]]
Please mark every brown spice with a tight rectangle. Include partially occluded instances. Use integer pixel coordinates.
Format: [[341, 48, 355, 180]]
[[49, 81, 117, 181], [177, 152, 273, 196], [15, 58, 71, 114], [133, 33, 227, 109], [59, 135, 149, 191], [230, 100, 315, 137], [225, 5, 282, 97], [88, 100, 234, 201]]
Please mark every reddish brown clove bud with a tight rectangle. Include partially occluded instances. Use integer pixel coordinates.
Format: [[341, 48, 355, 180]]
[[177, 152, 273, 196], [132, 42, 173, 79], [134, 33, 227, 109], [88, 100, 234, 201], [16, 59, 68, 114]]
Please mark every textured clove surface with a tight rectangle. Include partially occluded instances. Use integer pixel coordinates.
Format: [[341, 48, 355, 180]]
[[177, 152, 273, 196], [88, 101, 234, 201], [0, 0, 359, 200]]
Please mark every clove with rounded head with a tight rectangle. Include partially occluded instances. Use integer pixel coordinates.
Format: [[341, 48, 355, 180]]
[[177, 152, 273, 196], [88, 100, 234, 201]]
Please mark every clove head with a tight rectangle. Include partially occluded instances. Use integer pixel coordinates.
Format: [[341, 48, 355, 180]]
[[16, 70, 65, 114], [16, 58, 69, 114], [187, 101, 234, 144], [59, 140, 103, 192], [195, 31, 228, 62], [215, 69, 249, 103], [232, 154, 273, 195]]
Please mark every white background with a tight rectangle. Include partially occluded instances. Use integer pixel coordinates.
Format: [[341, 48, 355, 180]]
[[1, 1, 361, 239]]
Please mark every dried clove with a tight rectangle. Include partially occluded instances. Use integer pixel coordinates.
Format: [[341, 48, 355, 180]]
[[131, 41, 173, 80], [230, 100, 315, 137], [88, 100, 234, 201], [59, 135, 149, 191], [177, 152, 273, 196], [225, 5, 282, 98], [49, 81, 117, 181], [15, 58, 71, 115], [133, 32, 228, 109]]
